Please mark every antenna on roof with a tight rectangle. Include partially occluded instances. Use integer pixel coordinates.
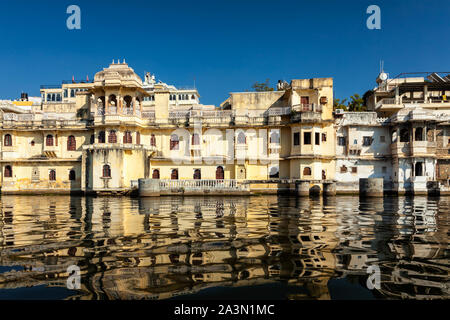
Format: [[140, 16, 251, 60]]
[[379, 60, 385, 73]]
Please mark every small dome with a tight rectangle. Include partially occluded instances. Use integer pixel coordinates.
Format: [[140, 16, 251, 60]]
[[94, 61, 142, 86]]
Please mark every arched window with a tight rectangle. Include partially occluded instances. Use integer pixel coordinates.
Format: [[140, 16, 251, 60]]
[[102, 165, 111, 178], [152, 169, 160, 179], [270, 131, 280, 144], [171, 169, 178, 180], [136, 132, 141, 145], [108, 94, 117, 108], [4, 134, 12, 146], [4, 165, 12, 178], [123, 131, 132, 144], [192, 133, 200, 145], [98, 131, 105, 143], [67, 135, 76, 151], [150, 134, 156, 147], [269, 166, 279, 178], [124, 95, 132, 112], [237, 132, 246, 144], [69, 170, 76, 181], [415, 162, 423, 177], [46, 135, 54, 146], [49, 169, 56, 181], [303, 167, 312, 176], [216, 166, 224, 180], [170, 134, 179, 150], [191, 95, 195, 100], [193, 169, 201, 179], [70, 89, 75, 98], [108, 130, 117, 143]]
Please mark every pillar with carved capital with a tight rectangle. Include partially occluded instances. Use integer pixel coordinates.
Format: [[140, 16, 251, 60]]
[[132, 96, 136, 115], [118, 96, 123, 114], [105, 93, 110, 114]]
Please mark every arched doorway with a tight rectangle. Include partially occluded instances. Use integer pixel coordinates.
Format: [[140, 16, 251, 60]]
[[69, 170, 76, 181], [170, 134, 179, 150], [67, 135, 76, 151], [98, 131, 105, 143], [303, 167, 312, 176], [49, 169, 56, 181], [108, 130, 117, 143], [415, 127, 424, 141], [97, 96, 105, 115], [171, 169, 178, 180], [150, 134, 156, 146], [46, 135, 54, 146], [4, 165, 12, 178], [192, 133, 200, 145], [102, 165, 111, 178], [108, 94, 117, 112], [193, 169, 201, 180], [216, 166, 224, 180], [124, 95, 132, 114], [415, 162, 423, 176]]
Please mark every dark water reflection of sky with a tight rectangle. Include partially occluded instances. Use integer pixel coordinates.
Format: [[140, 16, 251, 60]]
[[0, 195, 448, 300]]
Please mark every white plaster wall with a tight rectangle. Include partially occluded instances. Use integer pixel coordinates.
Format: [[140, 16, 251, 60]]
[[335, 159, 392, 183]]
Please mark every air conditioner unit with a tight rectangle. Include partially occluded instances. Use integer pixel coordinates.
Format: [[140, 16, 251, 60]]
[[335, 109, 344, 115]]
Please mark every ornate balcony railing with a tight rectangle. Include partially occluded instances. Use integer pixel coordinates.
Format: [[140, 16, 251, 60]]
[[264, 107, 291, 116], [142, 111, 155, 118], [375, 98, 397, 109], [159, 179, 247, 191], [291, 103, 322, 113], [3, 113, 36, 121]]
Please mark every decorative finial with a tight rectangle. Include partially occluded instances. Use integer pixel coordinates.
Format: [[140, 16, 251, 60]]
[[123, 58, 126, 64], [112, 59, 114, 64]]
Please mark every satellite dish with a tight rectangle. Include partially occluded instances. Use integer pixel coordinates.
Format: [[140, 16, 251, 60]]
[[379, 72, 388, 81]]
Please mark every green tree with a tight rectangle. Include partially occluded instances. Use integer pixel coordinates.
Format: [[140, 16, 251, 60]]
[[347, 94, 367, 111], [251, 79, 274, 92], [333, 98, 348, 111]]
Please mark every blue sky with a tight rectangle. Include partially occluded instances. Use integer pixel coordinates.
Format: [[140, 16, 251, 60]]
[[0, 0, 449, 105]]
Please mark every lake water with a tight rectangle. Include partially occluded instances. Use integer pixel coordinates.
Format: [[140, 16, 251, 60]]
[[0, 195, 448, 300]]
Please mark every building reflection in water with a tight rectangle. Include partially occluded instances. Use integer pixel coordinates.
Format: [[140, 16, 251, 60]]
[[0, 195, 448, 300]]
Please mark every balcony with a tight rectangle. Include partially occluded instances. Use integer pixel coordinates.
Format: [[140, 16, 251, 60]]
[[391, 142, 411, 156], [391, 141, 436, 156], [291, 103, 322, 113], [347, 145, 361, 156], [290, 104, 322, 123], [376, 96, 450, 110], [159, 179, 248, 192], [410, 141, 436, 155], [375, 98, 396, 109]]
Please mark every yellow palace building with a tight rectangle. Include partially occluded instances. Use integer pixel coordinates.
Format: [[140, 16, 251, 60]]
[[0, 61, 336, 195]]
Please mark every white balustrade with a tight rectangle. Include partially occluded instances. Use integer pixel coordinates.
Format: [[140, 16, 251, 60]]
[[159, 179, 246, 191]]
